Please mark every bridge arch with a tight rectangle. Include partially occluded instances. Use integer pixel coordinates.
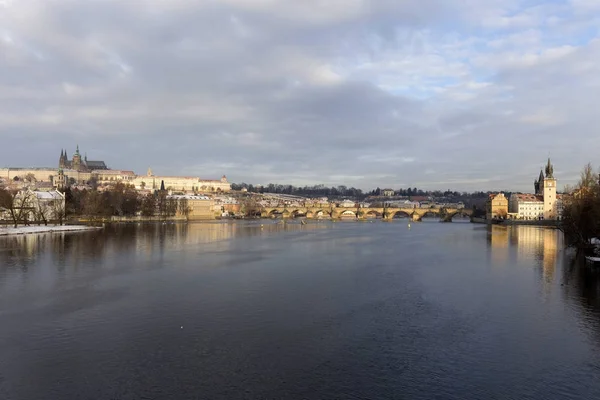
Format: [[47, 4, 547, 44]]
[[338, 209, 357, 219], [443, 209, 472, 222], [389, 210, 412, 219], [420, 210, 440, 218], [312, 210, 331, 219], [289, 209, 307, 218], [364, 210, 382, 219], [267, 209, 284, 218]]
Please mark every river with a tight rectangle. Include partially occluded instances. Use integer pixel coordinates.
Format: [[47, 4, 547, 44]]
[[1, 221, 600, 399]]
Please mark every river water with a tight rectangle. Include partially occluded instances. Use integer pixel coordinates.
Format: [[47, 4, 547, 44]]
[[1, 221, 600, 399]]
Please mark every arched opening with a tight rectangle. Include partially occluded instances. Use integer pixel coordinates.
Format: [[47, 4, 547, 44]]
[[421, 211, 439, 221], [339, 210, 356, 219], [289, 210, 307, 219], [420, 209, 440, 222], [390, 211, 412, 219], [313, 210, 328, 219], [447, 212, 471, 222], [364, 210, 382, 219], [268, 209, 283, 218]]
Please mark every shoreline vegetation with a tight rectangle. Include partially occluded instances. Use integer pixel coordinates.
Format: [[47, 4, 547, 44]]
[[560, 163, 600, 253], [0, 225, 101, 236]]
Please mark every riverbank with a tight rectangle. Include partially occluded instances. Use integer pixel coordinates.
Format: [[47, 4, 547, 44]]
[[500, 219, 561, 227], [470, 217, 561, 227], [0, 225, 102, 236]]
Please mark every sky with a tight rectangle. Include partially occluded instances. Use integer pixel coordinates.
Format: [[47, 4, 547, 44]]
[[1, 0, 599, 192]]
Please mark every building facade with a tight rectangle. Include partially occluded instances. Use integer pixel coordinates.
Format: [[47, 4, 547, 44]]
[[509, 159, 562, 220], [131, 169, 231, 193], [2, 148, 231, 193], [168, 195, 214, 220], [486, 193, 509, 220]]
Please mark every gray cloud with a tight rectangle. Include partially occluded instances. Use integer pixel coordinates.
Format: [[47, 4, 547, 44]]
[[1, 0, 599, 191]]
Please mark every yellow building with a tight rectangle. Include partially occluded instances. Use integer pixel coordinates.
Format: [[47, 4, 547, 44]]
[[486, 193, 508, 220], [168, 195, 215, 220]]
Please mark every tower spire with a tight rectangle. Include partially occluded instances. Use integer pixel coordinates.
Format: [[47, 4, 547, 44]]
[[545, 158, 554, 179]]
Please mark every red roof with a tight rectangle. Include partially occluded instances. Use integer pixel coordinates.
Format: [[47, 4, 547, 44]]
[[512, 193, 543, 202]]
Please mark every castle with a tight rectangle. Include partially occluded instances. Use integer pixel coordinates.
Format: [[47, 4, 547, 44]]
[[58, 145, 108, 172], [1, 147, 231, 193]]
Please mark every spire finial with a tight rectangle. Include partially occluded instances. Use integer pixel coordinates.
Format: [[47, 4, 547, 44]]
[[545, 158, 554, 178]]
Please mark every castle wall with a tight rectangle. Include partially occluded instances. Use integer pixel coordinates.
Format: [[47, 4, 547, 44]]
[[0, 168, 57, 182], [131, 176, 230, 193]]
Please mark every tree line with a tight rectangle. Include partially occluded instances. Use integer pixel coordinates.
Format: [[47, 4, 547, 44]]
[[65, 183, 189, 219], [561, 163, 600, 250], [1, 183, 192, 226], [231, 183, 366, 199], [232, 182, 499, 204]]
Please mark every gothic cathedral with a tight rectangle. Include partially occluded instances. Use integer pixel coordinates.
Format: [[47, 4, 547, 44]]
[[58, 146, 108, 172]]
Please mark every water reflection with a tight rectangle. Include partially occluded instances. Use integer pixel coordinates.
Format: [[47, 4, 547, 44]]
[[487, 225, 562, 282], [3, 222, 600, 399], [0, 221, 330, 291], [486, 225, 600, 347]]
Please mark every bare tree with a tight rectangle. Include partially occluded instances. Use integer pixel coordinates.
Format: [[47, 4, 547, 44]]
[[561, 163, 600, 249], [241, 196, 262, 217], [24, 173, 36, 184], [579, 163, 599, 192], [0, 189, 34, 228], [177, 198, 190, 218], [33, 199, 50, 226], [140, 194, 156, 216], [50, 196, 66, 225]]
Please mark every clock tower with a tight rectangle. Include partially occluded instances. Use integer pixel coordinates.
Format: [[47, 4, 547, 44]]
[[542, 158, 557, 220]]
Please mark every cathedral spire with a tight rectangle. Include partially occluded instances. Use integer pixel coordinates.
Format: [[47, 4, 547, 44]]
[[545, 158, 554, 179]]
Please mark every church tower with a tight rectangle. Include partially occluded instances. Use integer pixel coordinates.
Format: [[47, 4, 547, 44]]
[[59, 149, 65, 168], [542, 158, 557, 220], [72, 145, 82, 171], [55, 168, 66, 189]]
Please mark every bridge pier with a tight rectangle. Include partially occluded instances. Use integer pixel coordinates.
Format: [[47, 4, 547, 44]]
[[411, 214, 422, 222]]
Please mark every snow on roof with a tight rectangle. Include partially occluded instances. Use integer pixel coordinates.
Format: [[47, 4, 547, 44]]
[[33, 191, 63, 199], [167, 195, 211, 200]]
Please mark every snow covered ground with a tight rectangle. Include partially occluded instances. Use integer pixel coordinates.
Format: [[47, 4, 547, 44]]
[[0, 225, 101, 236]]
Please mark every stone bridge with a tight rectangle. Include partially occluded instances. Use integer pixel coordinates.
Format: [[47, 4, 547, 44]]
[[261, 206, 473, 222]]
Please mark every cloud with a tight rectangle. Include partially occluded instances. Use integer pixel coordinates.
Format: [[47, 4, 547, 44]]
[[0, 0, 599, 191]]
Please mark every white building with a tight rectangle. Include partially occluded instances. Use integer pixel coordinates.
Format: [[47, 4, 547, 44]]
[[131, 170, 231, 193], [509, 194, 544, 220], [0, 189, 66, 223], [339, 199, 356, 208], [509, 159, 562, 220]]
